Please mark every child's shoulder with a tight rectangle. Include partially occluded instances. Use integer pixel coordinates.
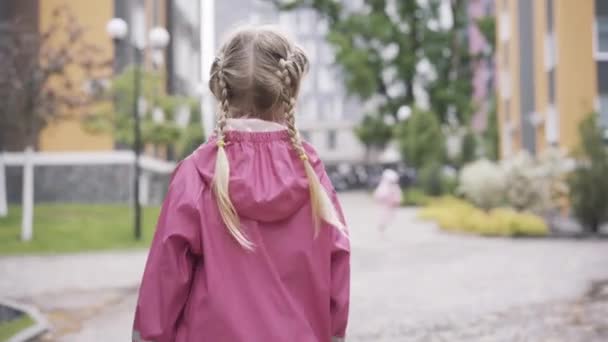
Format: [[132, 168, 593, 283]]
[[169, 152, 207, 195]]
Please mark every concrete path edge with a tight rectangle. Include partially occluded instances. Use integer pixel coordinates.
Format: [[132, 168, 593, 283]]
[[1, 297, 50, 342]]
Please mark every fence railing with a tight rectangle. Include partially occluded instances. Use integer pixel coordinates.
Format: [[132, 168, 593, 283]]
[[1, 150, 176, 173], [0, 151, 177, 240]]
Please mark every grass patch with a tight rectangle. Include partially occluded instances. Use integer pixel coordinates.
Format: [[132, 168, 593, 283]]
[[0, 315, 35, 341], [0, 204, 161, 255]]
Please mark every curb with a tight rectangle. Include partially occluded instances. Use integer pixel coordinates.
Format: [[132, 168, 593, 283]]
[[0, 298, 49, 342]]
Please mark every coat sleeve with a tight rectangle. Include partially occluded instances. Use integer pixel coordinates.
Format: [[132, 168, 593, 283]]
[[328, 189, 351, 339], [305, 142, 351, 339], [133, 160, 203, 342]]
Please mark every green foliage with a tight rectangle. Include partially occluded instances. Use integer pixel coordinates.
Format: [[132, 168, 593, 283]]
[[0, 204, 160, 255], [354, 114, 393, 150], [483, 100, 499, 160], [410, 161, 458, 197], [175, 122, 206, 160], [272, 0, 475, 132], [401, 188, 432, 207], [416, 162, 443, 196], [568, 114, 608, 233], [395, 109, 444, 169], [419, 197, 548, 237], [476, 16, 496, 52], [83, 66, 203, 158], [460, 130, 477, 166]]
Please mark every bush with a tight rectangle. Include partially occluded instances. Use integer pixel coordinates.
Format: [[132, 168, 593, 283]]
[[419, 197, 548, 237], [501, 151, 543, 211], [536, 147, 571, 214], [458, 159, 506, 210], [568, 114, 608, 233], [416, 162, 443, 196], [402, 188, 432, 206]]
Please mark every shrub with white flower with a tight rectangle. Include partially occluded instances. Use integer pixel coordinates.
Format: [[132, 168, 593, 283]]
[[535, 147, 572, 213], [459, 159, 506, 210], [501, 151, 542, 211]]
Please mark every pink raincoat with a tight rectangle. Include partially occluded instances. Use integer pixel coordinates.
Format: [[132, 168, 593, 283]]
[[133, 129, 350, 342]]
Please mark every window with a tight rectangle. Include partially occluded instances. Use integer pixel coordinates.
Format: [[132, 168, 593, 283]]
[[131, 1, 146, 48], [545, 105, 559, 143], [597, 17, 608, 54], [303, 40, 317, 64], [504, 99, 510, 121], [502, 125, 512, 157], [320, 43, 334, 64], [597, 0, 608, 55], [318, 68, 335, 93], [279, 13, 294, 34], [327, 130, 337, 150], [499, 70, 511, 99], [544, 32, 557, 70], [300, 130, 311, 142], [600, 95, 608, 127], [548, 68, 556, 104], [297, 10, 315, 34], [299, 97, 318, 121], [499, 11, 510, 42], [599, 61, 608, 126], [546, 0, 554, 33]]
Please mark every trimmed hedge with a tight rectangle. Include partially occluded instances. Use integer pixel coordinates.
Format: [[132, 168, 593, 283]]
[[419, 197, 548, 237]]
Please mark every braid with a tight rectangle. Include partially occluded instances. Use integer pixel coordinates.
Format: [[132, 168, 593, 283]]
[[212, 56, 253, 250], [278, 55, 344, 235], [216, 60, 230, 140], [279, 57, 307, 160]]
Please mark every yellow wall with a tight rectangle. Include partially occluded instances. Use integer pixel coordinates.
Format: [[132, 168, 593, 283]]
[[533, 0, 548, 155], [38, 0, 114, 151], [555, 0, 597, 153], [498, 0, 598, 157]]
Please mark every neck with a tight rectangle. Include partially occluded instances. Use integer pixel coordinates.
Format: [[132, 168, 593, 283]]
[[226, 118, 286, 132]]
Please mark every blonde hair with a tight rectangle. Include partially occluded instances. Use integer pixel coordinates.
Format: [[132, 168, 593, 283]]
[[209, 26, 344, 249]]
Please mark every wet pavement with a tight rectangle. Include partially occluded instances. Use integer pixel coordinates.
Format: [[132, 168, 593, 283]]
[[1, 192, 607, 341]]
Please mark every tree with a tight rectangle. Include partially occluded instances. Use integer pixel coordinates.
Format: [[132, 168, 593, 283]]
[[272, 0, 477, 167], [273, 0, 474, 123], [0, 6, 109, 150], [83, 67, 204, 160], [0, 6, 108, 238], [475, 15, 499, 160], [568, 114, 608, 233], [354, 114, 393, 161], [394, 109, 444, 169]]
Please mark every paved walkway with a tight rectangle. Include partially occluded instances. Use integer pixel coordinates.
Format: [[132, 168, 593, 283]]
[[1, 192, 608, 341]]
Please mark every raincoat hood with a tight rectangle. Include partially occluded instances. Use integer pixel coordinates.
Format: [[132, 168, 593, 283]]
[[192, 128, 315, 223]]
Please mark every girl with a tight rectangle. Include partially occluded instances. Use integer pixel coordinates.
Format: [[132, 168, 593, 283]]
[[132, 26, 350, 342], [373, 169, 402, 231]]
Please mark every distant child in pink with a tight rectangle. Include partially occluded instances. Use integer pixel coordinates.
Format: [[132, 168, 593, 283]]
[[132, 26, 350, 342], [373, 169, 402, 231]]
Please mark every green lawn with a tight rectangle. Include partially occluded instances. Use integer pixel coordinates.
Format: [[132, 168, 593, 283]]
[[0, 204, 161, 255], [0, 315, 35, 341]]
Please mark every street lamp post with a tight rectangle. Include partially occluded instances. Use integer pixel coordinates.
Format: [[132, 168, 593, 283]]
[[106, 18, 170, 240]]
